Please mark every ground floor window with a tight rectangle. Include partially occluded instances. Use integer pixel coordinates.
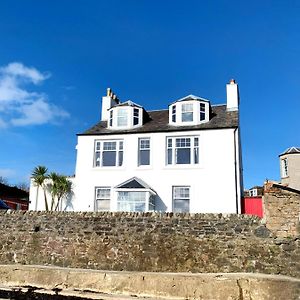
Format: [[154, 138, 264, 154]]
[[117, 191, 146, 212], [95, 187, 111, 211], [173, 186, 190, 213]]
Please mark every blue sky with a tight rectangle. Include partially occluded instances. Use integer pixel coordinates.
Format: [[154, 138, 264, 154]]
[[0, 0, 299, 188]]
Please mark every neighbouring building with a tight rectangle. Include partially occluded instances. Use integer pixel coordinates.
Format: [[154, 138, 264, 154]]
[[0, 183, 29, 210], [30, 80, 243, 213], [242, 186, 263, 218], [279, 147, 300, 190]]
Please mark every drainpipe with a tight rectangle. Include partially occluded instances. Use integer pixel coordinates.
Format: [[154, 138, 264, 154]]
[[233, 127, 239, 214]]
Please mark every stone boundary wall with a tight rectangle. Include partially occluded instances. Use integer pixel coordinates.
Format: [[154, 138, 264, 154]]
[[263, 182, 300, 238], [0, 211, 299, 278]]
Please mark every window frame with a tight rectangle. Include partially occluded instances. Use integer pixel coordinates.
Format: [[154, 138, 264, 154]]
[[166, 136, 199, 166], [95, 187, 111, 211], [94, 139, 124, 167], [138, 137, 151, 166], [172, 186, 190, 213], [181, 103, 194, 122], [117, 108, 128, 127], [200, 102, 205, 121]]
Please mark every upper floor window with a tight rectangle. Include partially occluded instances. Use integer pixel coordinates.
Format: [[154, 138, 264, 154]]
[[167, 136, 199, 165], [172, 105, 176, 122], [133, 108, 139, 125], [281, 158, 288, 177], [182, 103, 193, 122], [200, 103, 205, 121], [109, 110, 113, 126], [95, 187, 111, 211], [117, 109, 128, 127], [95, 140, 123, 167], [138, 138, 150, 166], [168, 97, 210, 126], [108, 103, 144, 129]]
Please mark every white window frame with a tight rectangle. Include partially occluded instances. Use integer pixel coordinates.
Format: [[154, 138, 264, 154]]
[[172, 186, 190, 213], [167, 136, 199, 165], [117, 108, 128, 127], [95, 187, 111, 211], [200, 102, 205, 121], [94, 140, 124, 167], [116, 189, 155, 212], [181, 103, 194, 122], [171, 105, 176, 122], [133, 108, 139, 126], [138, 138, 150, 166]]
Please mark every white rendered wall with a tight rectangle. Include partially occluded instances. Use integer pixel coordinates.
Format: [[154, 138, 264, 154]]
[[29, 177, 76, 211], [72, 128, 241, 213]]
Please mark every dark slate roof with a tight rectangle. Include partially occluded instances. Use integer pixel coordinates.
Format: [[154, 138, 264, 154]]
[[0, 183, 29, 199], [78, 104, 238, 136], [279, 147, 300, 157]]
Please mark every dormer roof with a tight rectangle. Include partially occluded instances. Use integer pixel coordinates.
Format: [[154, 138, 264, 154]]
[[169, 94, 210, 105], [110, 100, 142, 109]]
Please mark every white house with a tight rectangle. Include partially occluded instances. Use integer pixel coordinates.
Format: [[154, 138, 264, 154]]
[[30, 79, 243, 213]]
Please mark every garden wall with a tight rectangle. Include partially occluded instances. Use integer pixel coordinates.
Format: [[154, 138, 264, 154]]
[[0, 211, 299, 278]]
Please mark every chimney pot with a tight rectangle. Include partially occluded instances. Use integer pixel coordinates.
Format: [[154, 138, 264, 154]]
[[107, 88, 111, 97]]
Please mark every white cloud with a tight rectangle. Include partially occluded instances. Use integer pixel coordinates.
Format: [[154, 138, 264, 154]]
[[0, 62, 69, 127]]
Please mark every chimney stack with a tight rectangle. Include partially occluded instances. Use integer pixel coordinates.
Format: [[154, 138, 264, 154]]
[[101, 88, 119, 121], [226, 79, 239, 111]]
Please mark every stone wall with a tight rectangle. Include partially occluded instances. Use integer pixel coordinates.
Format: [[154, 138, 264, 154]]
[[263, 182, 300, 238], [0, 211, 299, 278]]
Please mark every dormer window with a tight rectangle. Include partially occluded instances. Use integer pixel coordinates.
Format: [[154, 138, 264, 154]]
[[117, 108, 128, 126], [182, 103, 193, 122], [133, 108, 139, 125], [169, 95, 210, 126], [108, 101, 144, 130], [172, 105, 176, 122], [200, 103, 205, 121]]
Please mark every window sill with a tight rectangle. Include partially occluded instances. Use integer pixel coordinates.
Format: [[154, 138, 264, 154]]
[[163, 164, 202, 170], [92, 166, 126, 171]]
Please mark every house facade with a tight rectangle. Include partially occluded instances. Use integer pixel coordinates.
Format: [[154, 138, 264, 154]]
[[70, 79, 243, 213]]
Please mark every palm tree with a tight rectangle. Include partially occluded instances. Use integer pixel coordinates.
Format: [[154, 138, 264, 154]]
[[55, 175, 72, 211], [32, 166, 49, 211], [48, 172, 59, 211], [48, 173, 72, 211]]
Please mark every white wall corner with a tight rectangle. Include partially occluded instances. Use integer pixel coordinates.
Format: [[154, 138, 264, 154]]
[[226, 79, 239, 111]]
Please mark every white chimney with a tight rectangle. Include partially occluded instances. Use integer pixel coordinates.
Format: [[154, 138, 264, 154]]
[[226, 79, 239, 111], [101, 88, 119, 121]]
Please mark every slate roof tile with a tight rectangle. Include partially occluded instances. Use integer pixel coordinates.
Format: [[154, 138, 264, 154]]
[[78, 104, 238, 136]]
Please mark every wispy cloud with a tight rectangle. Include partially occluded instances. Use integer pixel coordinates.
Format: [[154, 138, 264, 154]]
[[0, 62, 69, 127]]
